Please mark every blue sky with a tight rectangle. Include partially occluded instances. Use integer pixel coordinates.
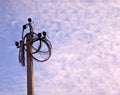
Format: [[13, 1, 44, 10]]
[[0, 0, 120, 95]]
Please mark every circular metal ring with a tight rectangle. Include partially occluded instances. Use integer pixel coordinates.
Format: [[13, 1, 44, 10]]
[[31, 39, 52, 62]]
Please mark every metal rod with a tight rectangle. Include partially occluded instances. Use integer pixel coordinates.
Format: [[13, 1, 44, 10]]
[[26, 33, 34, 95]]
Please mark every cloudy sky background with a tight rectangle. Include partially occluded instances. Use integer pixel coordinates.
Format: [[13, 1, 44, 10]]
[[0, 0, 120, 95]]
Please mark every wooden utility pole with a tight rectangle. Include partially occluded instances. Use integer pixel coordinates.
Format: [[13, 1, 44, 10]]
[[15, 18, 52, 95], [26, 33, 34, 95]]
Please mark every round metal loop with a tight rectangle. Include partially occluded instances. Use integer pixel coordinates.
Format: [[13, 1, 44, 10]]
[[21, 30, 52, 62], [31, 39, 52, 62]]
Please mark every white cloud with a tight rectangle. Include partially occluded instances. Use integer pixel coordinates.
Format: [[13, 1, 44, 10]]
[[0, 0, 120, 95]]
